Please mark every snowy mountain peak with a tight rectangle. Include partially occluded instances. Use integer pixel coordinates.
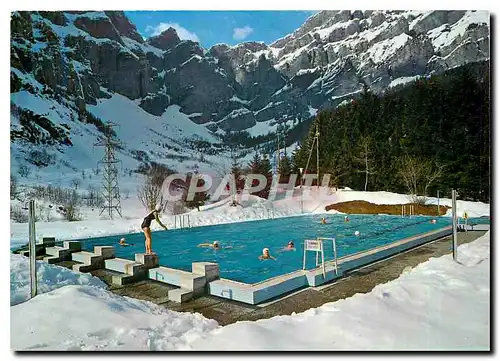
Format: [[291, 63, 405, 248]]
[[10, 10, 490, 181]]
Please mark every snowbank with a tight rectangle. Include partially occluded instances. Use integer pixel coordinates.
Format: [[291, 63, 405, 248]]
[[10, 285, 218, 350], [10, 253, 107, 306], [11, 232, 490, 350], [185, 231, 490, 351]]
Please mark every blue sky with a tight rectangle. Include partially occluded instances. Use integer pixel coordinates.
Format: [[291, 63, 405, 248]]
[[124, 11, 317, 48]]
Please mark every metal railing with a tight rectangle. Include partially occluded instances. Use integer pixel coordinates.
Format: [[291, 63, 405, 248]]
[[302, 237, 339, 279], [401, 204, 414, 217], [174, 214, 191, 229]]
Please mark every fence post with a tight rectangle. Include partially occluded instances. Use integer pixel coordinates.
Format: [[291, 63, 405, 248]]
[[437, 190, 440, 216], [28, 200, 37, 298], [452, 190, 458, 262]]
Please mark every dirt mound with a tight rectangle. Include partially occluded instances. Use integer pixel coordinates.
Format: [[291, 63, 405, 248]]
[[325, 200, 449, 216]]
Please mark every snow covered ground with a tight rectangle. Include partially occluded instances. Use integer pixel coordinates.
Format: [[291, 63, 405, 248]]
[[10, 187, 490, 248], [10, 254, 106, 306], [11, 231, 491, 350]]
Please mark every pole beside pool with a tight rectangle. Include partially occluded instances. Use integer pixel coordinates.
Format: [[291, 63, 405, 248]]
[[28, 200, 37, 298], [437, 190, 440, 216], [452, 189, 458, 262]]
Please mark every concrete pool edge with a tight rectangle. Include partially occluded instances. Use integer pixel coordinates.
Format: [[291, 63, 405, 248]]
[[206, 225, 456, 305]]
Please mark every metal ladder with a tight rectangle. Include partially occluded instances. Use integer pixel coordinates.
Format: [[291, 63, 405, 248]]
[[302, 237, 339, 279]]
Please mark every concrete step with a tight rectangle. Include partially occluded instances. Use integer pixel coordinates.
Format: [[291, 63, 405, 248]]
[[71, 251, 103, 265], [168, 288, 193, 303], [94, 246, 115, 259], [149, 267, 206, 297], [38, 237, 55, 247], [45, 246, 71, 260], [192, 262, 219, 282], [43, 255, 60, 264], [21, 244, 46, 257], [63, 241, 81, 252], [105, 258, 146, 276], [111, 274, 138, 286]]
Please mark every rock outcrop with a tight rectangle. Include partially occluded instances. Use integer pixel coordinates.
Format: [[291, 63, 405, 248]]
[[11, 10, 490, 139]]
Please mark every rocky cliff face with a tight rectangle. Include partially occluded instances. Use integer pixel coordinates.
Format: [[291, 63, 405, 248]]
[[11, 10, 490, 143]]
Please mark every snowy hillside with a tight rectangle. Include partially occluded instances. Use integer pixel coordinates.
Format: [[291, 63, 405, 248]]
[[10, 10, 490, 187]]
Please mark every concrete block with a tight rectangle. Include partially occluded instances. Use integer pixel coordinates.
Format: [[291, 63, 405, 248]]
[[63, 241, 81, 252], [72, 263, 100, 273], [192, 262, 219, 282], [71, 251, 103, 266], [45, 246, 71, 260], [168, 288, 193, 303], [135, 253, 159, 268], [43, 255, 60, 264], [111, 274, 137, 286], [41, 237, 56, 247], [180, 274, 206, 293], [125, 262, 144, 276], [94, 246, 115, 259]]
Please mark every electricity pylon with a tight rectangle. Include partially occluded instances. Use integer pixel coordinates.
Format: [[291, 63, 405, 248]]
[[94, 122, 122, 219]]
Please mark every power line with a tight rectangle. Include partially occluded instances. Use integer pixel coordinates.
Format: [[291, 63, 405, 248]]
[[94, 122, 122, 219]]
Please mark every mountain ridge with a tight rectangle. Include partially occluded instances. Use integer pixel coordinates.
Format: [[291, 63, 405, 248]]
[[10, 10, 490, 178]]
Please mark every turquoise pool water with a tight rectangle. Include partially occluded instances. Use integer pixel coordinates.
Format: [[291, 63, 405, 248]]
[[81, 214, 459, 284]]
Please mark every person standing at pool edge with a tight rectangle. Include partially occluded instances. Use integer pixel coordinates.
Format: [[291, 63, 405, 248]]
[[141, 205, 167, 255]]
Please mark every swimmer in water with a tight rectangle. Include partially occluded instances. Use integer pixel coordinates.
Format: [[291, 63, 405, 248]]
[[321, 217, 327, 224], [118, 238, 133, 247], [431, 219, 437, 224], [344, 215, 350, 222], [280, 241, 296, 252], [198, 240, 221, 249], [259, 248, 276, 260]]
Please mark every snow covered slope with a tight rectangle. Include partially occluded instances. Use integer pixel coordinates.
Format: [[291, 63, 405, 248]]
[[11, 10, 490, 177]]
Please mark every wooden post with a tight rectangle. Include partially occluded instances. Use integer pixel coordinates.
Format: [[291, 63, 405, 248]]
[[28, 200, 37, 298], [452, 190, 458, 262]]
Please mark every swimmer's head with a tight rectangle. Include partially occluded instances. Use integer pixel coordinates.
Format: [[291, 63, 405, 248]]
[[355, 231, 360, 237], [119, 238, 126, 244], [263, 248, 270, 255], [288, 241, 294, 247], [431, 219, 437, 224], [213, 241, 220, 248]]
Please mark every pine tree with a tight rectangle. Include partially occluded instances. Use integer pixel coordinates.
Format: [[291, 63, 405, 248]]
[[278, 154, 291, 183]]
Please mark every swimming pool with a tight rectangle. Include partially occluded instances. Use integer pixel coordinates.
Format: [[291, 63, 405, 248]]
[[81, 214, 454, 284]]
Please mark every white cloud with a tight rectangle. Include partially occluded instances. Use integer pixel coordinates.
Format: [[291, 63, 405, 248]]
[[145, 22, 199, 43], [233, 25, 254, 40]]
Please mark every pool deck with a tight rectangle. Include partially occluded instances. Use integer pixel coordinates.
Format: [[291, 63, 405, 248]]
[[54, 229, 486, 325]]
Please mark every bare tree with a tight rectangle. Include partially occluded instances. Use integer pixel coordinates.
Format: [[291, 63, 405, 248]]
[[10, 175, 17, 200], [353, 136, 376, 191], [137, 175, 167, 212], [71, 177, 82, 190], [18, 165, 31, 178], [61, 190, 81, 221], [398, 155, 444, 204]]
